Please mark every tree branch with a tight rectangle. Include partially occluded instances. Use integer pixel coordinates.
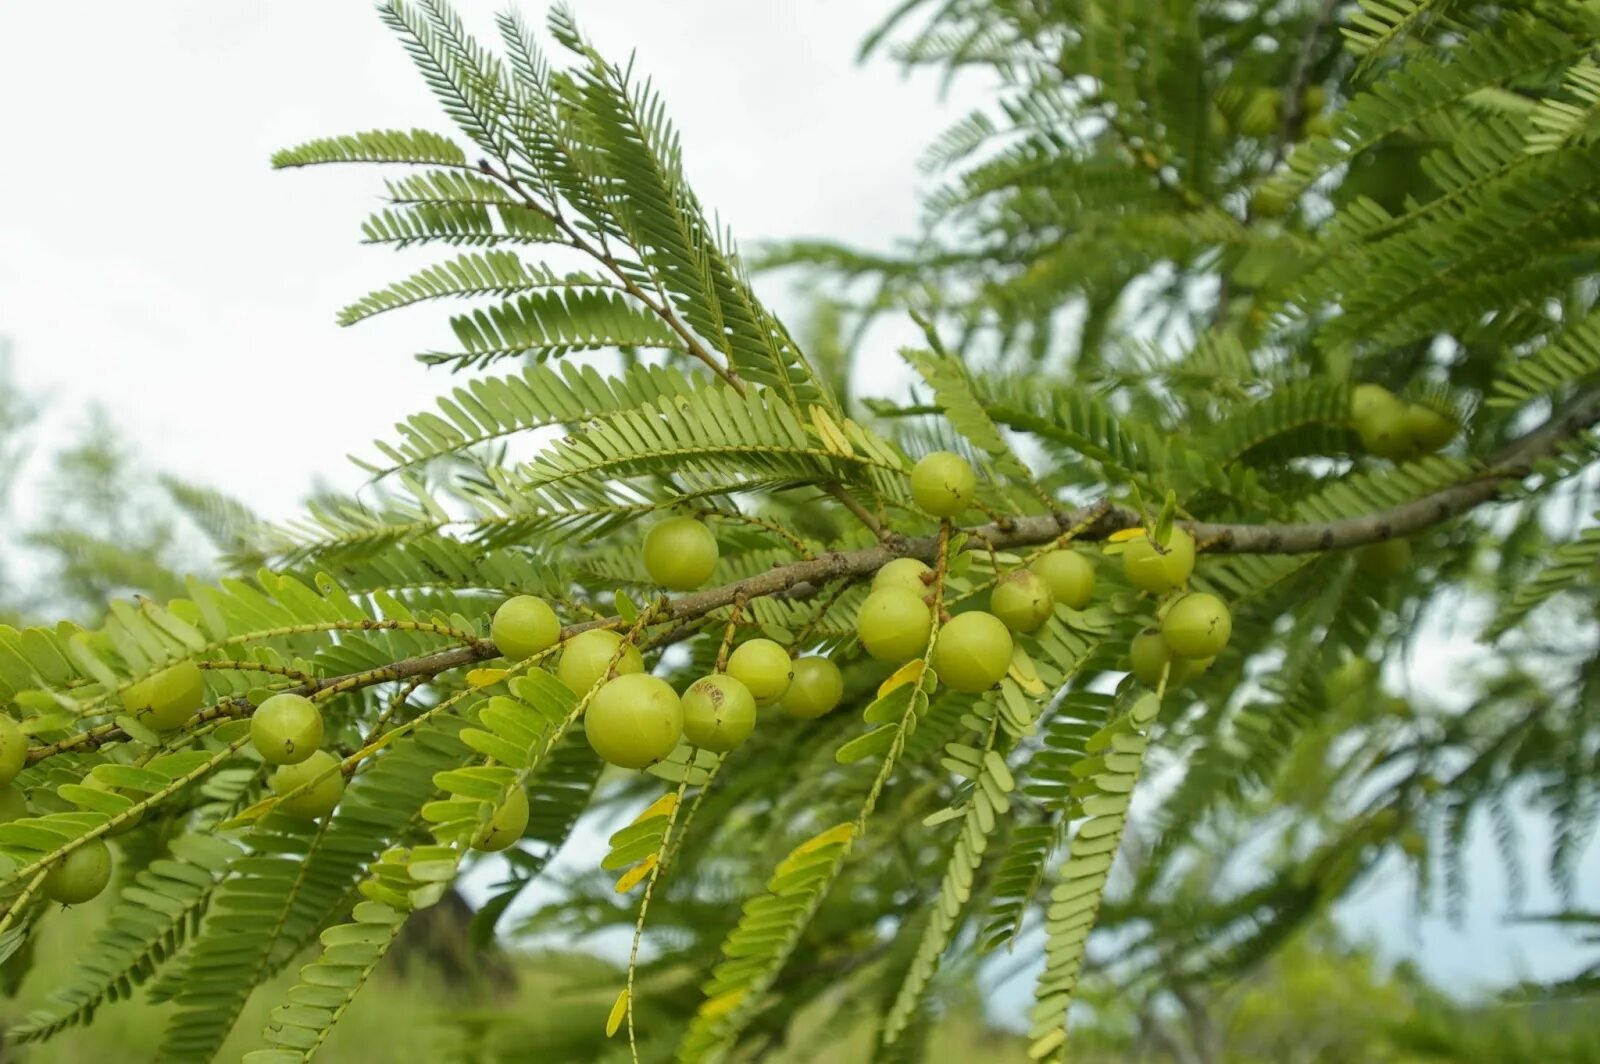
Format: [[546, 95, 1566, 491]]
[[28, 388, 1600, 765]]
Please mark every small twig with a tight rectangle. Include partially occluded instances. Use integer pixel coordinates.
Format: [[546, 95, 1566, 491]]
[[1271, 0, 1341, 169], [715, 595, 748, 672], [825, 483, 889, 540]]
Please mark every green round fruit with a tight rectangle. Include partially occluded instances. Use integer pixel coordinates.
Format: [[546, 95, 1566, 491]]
[[780, 657, 845, 720], [1400, 829, 1426, 859], [1029, 550, 1095, 609], [1349, 383, 1396, 423], [1161, 593, 1233, 659], [725, 639, 793, 706], [1404, 403, 1456, 454], [1324, 655, 1375, 704], [473, 787, 529, 852], [83, 774, 143, 836], [272, 749, 346, 819], [1357, 538, 1411, 578], [681, 674, 757, 752], [0, 714, 29, 786], [990, 570, 1054, 633], [42, 839, 112, 905], [910, 451, 977, 518], [121, 661, 206, 732], [873, 557, 932, 595], [1121, 527, 1196, 594], [856, 587, 933, 663], [584, 674, 683, 770], [557, 630, 644, 695], [1129, 629, 1193, 688], [1350, 384, 1412, 459], [492, 595, 561, 660], [250, 693, 324, 766], [1303, 85, 1328, 112], [932, 611, 1013, 694], [643, 517, 719, 591]]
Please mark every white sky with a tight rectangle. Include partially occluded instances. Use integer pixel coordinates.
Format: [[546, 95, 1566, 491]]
[[0, 0, 947, 520], [2, 0, 1594, 1020]]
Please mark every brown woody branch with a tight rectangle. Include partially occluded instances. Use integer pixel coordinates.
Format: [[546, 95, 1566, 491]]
[[27, 387, 1600, 764]]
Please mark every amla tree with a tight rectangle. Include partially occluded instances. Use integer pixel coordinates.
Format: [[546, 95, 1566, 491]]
[[3, 1, 1600, 1061]]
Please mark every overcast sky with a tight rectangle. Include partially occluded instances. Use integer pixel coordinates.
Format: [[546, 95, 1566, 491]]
[[1, 0, 1593, 1017], [0, 0, 950, 521]]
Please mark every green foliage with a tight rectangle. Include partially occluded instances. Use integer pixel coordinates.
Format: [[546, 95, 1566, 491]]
[[5, 1, 1600, 1061]]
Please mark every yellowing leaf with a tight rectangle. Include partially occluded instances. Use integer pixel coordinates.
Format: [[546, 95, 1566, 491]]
[[614, 854, 658, 894], [877, 659, 925, 699], [466, 668, 509, 689], [1107, 527, 1147, 543], [1008, 645, 1048, 696], [809, 405, 854, 456], [218, 796, 277, 830], [631, 792, 679, 826], [698, 988, 745, 1020], [606, 987, 629, 1037], [796, 822, 855, 856], [1029, 1028, 1067, 1060]]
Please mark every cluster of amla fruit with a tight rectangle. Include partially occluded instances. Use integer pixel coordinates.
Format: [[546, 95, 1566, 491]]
[[487, 513, 846, 784], [853, 451, 1099, 693], [1349, 383, 1456, 461], [0, 715, 118, 905], [1118, 526, 1235, 688], [0, 658, 349, 905]]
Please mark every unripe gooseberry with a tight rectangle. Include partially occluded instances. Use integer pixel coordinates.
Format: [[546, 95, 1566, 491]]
[[1161, 593, 1233, 659], [1350, 384, 1412, 460], [42, 838, 112, 905], [990, 570, 1054, 633], [1030, 549, 1095, 609], [491, 595, 560, 661], [1403, 404, 1456, 454], [910, 451, 977, 518], [1303, 85, 1328, 112], [873, 557, 932, 595], [473, 787, 529, 852], [1324, 655, 1375, 704], [725, 639, 793, 706], [1129, 629, 1193, 689], [643, 516, 719, 590], [250, 693, 324, 766], [780, 657, 845, 720], [856, 587, 933, 663], [1303, 113, 1334, 138], [1357, 538, 1411, 578], [932, 611, 1013, 693], [272, 749, 345, 819], [584, 674, 683, 770], [557, 629, 644, 695], [0, 714, 29, 786], [0, 783, 28, 824], [82, 774, 143, 836], [1121, 527, 1196, 594], [681, 674, 757, 752], [120, 661, 206, 732]]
